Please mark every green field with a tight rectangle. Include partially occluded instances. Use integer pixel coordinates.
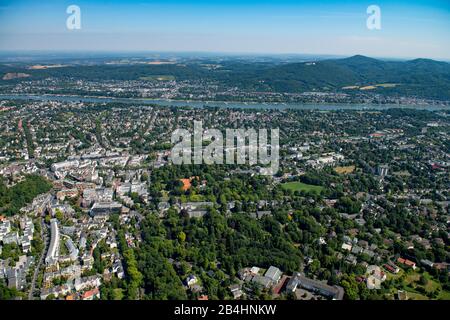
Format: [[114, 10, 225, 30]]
[[139, 75, 175, 81], [386, 269, 450, 300], [281, 182, 324, 194]]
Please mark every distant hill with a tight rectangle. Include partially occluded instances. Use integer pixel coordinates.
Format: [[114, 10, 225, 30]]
[[257, 55, 450, 99], [1, 55, 449, 100]]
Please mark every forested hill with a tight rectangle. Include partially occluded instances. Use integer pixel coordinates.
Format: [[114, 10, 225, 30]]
[[258, 55, 450, 98], [1, 55, 450, 100]]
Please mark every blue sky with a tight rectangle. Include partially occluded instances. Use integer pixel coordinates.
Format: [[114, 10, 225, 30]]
[[0, 0, 449, 59]]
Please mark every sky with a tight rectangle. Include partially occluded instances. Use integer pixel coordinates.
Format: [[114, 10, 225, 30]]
[[0, 0, 449, 60]]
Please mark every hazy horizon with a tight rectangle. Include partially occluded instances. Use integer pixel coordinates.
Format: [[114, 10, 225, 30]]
[[0, 0, 449, 60], [0, 51, 449, 64]]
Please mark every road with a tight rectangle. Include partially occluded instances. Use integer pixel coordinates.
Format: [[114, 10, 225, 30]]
[[28, 219, 48, 300]]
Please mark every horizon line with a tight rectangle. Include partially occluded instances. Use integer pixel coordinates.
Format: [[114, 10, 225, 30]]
[[0, 50, 449, 63]]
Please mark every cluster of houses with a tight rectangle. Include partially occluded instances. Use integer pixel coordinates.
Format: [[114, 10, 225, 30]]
[[305, 152, 345, 169], [239, 266, 283, 291], [286, 272, 344, 300], [40, 274, 102, 300], [234, 265, 345, 300], [0, 215, 36, 290], [40, 212, 125, 300], [36, 185, 127, 299], [341, 235, 379, 267], [115, 181, 149, 208], [0, 255, 35, 290], [0, 216, 35, 253]]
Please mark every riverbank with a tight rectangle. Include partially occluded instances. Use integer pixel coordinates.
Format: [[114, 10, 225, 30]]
[[1, 93, 449, 111]]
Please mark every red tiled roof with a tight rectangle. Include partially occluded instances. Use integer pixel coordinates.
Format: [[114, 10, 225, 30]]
[[397, 257, 415, 266], [405, 259, 416, 266], [272, 275, 289, 295], [81, 288, 99, 300], [180, 179, 191, 191]]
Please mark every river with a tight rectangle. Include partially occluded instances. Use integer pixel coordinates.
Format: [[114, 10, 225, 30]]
[[0, 94, 448, 111]]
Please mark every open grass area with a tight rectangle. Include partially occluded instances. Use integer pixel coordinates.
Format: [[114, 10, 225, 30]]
[[405, 271, 440, 292], [438, 290, 450, 300], [281, 182, 324, 194], [406, 291, 429, 300], [405, 272, 420, 284], [385, 269, 404, 281], [342, 83, 398, 90], [360, 85, 377, 90], [376, 83, 398, 88], [334, 165, 356, 174], [139, 75, 175, 81], [393, 170, 411, 177], [386, 269, 449, 300]]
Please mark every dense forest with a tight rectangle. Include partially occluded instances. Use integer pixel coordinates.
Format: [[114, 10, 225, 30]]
[[0, 175, 52, 216]]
